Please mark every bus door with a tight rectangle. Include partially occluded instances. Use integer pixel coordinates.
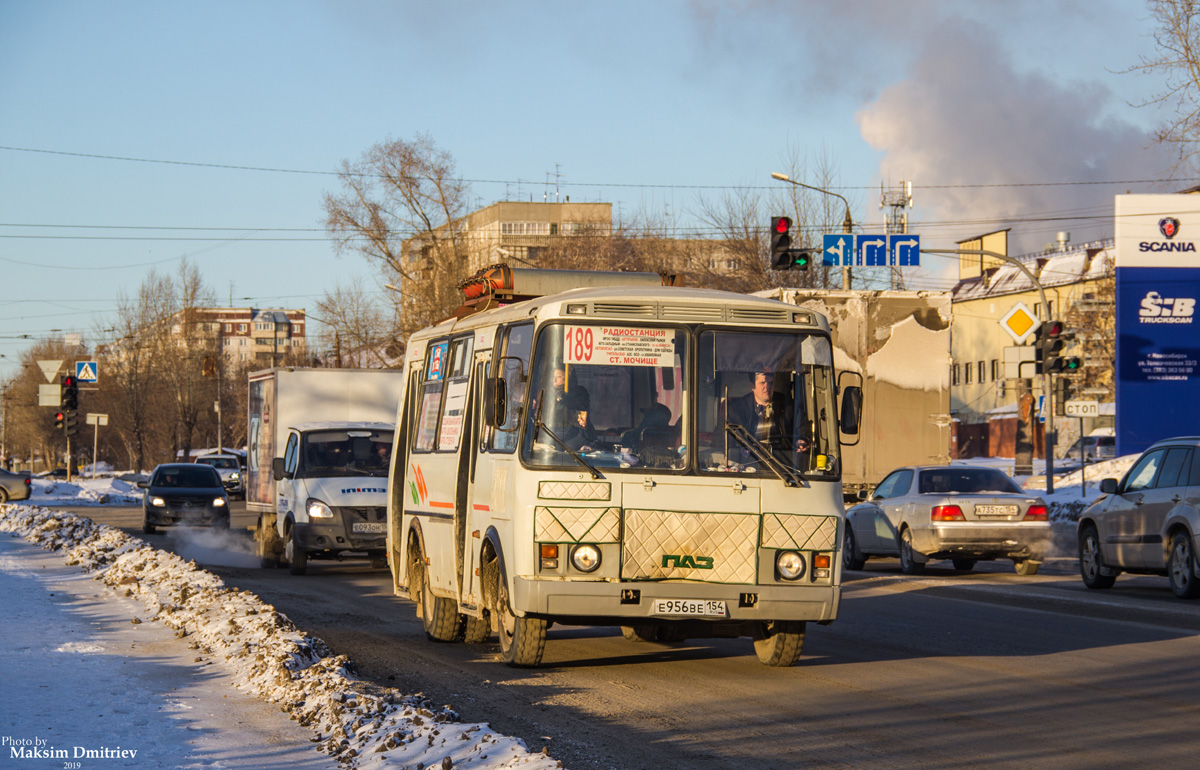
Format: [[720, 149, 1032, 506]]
[[467, 322, 533, 606], [403, 335, 474, 598]]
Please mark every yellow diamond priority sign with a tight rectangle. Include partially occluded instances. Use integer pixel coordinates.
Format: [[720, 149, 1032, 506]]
[[999, 301, 1041, 344]]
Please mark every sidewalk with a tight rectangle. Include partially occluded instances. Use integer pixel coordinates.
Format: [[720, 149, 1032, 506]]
[[0, 534, 338, 769]]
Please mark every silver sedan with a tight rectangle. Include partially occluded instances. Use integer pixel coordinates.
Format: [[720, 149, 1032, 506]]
[[843, 465, 1051, 575]]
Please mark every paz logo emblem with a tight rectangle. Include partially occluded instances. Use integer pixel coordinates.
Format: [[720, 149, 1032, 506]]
[[1159, 217, 1181, 239]]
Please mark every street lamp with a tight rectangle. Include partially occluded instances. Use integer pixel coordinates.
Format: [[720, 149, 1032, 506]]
[[771, 172, 855, 288]]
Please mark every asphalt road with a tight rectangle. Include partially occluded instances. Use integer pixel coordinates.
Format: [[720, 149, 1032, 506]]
[[53, 502, 1200, 770]]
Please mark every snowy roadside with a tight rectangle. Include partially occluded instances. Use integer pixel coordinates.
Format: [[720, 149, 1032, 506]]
[[0, 504, 562, 770]]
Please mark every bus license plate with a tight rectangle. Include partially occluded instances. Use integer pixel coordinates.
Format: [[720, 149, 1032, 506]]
[[352, 522, 386, 534], [653, 599, 727, 617]]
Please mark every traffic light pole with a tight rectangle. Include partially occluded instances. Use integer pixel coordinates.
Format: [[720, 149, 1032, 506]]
[[922, 248, 1058, 493]]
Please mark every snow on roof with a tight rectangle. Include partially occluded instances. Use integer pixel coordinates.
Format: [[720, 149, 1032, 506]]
[[865, 315, 949, 391], [952, 241, 1114, 302]]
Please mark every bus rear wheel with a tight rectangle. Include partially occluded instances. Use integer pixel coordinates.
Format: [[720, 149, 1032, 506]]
[[752, 620, 806, 667], [413, 550, 458, 642], [496, 580, 546, 667]]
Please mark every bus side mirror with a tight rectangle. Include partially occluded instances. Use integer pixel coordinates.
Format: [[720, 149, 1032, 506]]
[[484, 377, 508, 427], [837, 370, 864, 440]]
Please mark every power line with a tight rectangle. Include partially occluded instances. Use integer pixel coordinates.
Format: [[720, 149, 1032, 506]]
[[3, 144, 1197, 191]]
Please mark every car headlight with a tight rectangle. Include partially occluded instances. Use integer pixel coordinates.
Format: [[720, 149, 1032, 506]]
[[229, 472, 240, 481], [150, 496, 166, 507], [213, 498, 227, 507], [776, 550, 806, 581], [570, 544, 602, 573], [307, 498, 334, 519]]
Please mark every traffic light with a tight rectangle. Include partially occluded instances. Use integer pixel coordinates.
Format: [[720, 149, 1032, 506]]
[[1054, 377, 1075, 416], [1057, 355, 1082, 373], [770, 216, 793, 269], [64, 410, 78, 437], [54, 411, 65, 430], [61, 375, 78, 411], [1035, 320, 1064, 374]]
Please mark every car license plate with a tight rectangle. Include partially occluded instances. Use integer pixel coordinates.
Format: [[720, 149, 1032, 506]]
[[653, 599, 727, 617], [974, 505, 1018, 517], [352, 522, 386, 534]]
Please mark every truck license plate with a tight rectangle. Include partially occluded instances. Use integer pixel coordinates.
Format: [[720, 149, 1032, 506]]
[[352, 522, 386, 534], [653, 599, 727, 617]]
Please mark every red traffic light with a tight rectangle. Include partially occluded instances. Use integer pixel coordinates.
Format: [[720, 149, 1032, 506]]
[[1043, 320, 1064, 338], [773, 216, 792, 234]]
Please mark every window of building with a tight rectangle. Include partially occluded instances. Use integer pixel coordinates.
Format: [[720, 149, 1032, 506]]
[[964, 362, 974, 384], [951, 364, 960, 386], [500, 221, 551, 236], [224, 323, 232, 332], [238, 323, 247, 332], [990, 359, 1001, 381], [977, 361, 986, 383]]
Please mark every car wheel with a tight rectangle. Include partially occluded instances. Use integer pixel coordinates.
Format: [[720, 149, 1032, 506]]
[[142, 517, 156, 535], [286, 526, 307, 576], [1167, 531, 1200, 599], [496, 578, 546, 667], [0, 488, 9, 504], [752, 620, 806, 667], [952, 558, 976, 571], [421, 556, 460, 642], [843, 525, 866, 571], [898, 528, 925, 575], [1013, 559, 1041, 576], [213, 513, 230, 530], [1079, 524, 1116, 589]]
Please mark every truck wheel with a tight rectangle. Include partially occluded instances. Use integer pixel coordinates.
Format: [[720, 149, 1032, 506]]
[[421, 561, 460, 642], [621, 625, 661, 643], [286, 526, 307, 576], [496, 580, 546, 667], [257, 515, 280, 568], [752, 620, 806, 667]]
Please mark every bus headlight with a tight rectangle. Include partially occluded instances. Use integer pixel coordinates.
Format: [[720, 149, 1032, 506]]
[[571, 544, 602, 573], [776, 550, 806, 581], [307, 498, 334, 519]]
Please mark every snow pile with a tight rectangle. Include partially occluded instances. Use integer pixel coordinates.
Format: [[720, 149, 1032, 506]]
[[1039, 456, 1138, 523], [0, 505, 561, 770], [30, 475, 143, 505]]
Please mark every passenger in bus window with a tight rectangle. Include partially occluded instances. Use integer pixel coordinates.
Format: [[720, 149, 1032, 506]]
[[562, 389, 602, 452]]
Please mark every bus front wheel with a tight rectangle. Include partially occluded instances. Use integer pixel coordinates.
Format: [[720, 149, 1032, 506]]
[[752, 620, 806, 667], [496, 580, 546, 667]]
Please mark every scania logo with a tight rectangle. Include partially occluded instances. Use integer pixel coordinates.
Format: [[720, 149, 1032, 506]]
[[1160, 217, 1181, 239], [661, 554, 714, 570]]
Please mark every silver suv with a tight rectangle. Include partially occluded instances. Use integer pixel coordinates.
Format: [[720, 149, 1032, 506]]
[[1078, 436, 1200, 598], [1064, 434, 1116, 462], [194, 454, 245, 499]]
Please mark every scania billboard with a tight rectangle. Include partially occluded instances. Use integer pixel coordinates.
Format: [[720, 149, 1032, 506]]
[[1114, 195, 1200, 455]]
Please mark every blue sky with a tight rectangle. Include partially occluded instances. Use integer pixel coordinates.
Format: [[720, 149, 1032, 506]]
[[0, 0, 1182, 379]]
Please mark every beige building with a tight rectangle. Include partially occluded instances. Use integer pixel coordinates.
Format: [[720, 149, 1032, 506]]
[[180, 307, 306, 366], [950, 238, 1114, 457]]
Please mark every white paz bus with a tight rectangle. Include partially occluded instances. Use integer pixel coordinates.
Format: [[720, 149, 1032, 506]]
[[387, 266, 863, 667]]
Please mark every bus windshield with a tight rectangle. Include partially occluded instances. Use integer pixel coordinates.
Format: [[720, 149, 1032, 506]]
[[520, 324, 841, 478], [522, 324, 687, 470], [698, 329, 840, 478]]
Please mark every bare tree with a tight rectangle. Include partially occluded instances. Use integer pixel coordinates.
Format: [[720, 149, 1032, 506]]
[[1128, 0, 1200, 171], [314, 278, 396, 368], [324, 134, 472, 338], [1064, 254, 1116, 394]]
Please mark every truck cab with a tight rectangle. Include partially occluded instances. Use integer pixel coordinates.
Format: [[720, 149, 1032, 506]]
[[266, 421, 394, 574]]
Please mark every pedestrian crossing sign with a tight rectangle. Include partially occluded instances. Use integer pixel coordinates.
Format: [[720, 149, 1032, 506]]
[[76, 361, 98, 383]]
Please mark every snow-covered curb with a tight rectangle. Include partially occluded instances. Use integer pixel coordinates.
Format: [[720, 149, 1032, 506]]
[[0, 504, 561, 770]]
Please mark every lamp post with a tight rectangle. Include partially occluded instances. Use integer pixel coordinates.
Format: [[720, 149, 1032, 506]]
[[771, 172, 855, 288]]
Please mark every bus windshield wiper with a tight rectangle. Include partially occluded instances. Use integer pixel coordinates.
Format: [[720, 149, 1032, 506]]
[[534, 392, 603, 480], [724, 422, 803, 487]]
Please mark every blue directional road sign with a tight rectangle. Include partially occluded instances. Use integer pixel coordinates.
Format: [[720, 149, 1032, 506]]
[[890, 234, 921, 266], [76, 361, 98, 383], [822, 234, 853, 266], [857, 235, 887, 266]]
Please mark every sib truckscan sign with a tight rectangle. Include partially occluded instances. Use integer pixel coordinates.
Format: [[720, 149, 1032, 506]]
[[1114, 195, 1200, 456]]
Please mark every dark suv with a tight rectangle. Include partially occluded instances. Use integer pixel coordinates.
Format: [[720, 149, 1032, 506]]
[[138, 463, 230, 534], [1078, 436, 1200, 598]]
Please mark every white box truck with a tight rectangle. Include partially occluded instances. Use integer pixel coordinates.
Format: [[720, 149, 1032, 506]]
[[247, 367, 403, 574]]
